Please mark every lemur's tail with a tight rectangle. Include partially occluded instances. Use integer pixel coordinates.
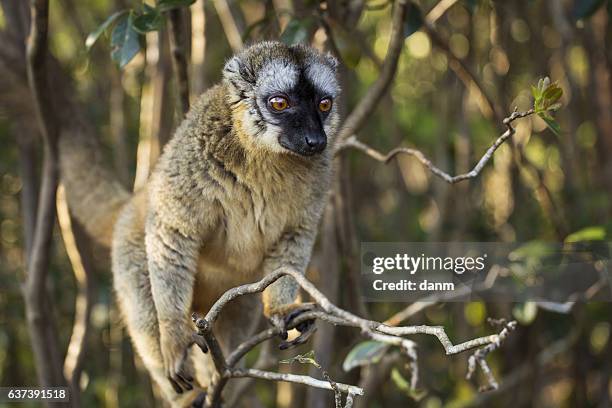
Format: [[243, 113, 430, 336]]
[[58, 121, 131, 248]]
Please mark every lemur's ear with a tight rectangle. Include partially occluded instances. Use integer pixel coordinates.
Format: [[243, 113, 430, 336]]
[[223, 55, 255, 92]]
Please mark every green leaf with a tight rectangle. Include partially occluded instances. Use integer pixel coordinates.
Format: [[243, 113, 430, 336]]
[[86, 10, 128, 49], [565, 226, 606, 243], [530, 85, 541, 101], [539, 113, 561, 137], [133, 6, 164, 33], [391, 368, 427, 401], [342, 341, 390, 372], [111, 12, 141, 68], [542, 85, 563, 106], [572, 0, 607, 20], [404, 1, 423, 38], [280, 18, 312, 45], [158, 0, 196, 13]]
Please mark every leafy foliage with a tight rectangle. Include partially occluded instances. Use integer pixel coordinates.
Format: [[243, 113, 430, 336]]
[[86, 0, 194, 68], [531, 77, 563, 136]]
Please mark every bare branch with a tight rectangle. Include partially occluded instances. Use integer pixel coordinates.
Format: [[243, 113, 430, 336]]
[[338, 109, 535, 184], [229, 368, 364, 396], [23, 0, 66, 388]]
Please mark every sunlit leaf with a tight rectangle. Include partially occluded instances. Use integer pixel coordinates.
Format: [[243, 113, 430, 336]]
[[342, 341, 389, 372], [565, 226, 606, 243], [86, 10, 128, 49], [158, 0, 196, 13], [391, 368, 426, 401], [572, 0, 607, 20], [404, 1, 423, 38], [111, 12, 141, 68]]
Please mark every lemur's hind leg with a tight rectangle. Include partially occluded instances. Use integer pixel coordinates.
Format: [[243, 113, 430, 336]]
[[112, 202, 202, 407]]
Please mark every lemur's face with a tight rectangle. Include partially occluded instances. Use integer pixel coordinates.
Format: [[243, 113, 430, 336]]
[[223, 42, 340, 157]]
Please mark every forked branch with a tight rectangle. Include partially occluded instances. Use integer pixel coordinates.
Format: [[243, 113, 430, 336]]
[[192, 268, 516, 407], [337, 108, 535, 184]]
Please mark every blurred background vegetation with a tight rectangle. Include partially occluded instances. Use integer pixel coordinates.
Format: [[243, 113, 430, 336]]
[[0, 0, 611, 407]]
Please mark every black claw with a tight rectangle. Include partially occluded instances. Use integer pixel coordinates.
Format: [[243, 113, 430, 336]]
[[169, 377, 184, 394], [176, 374, 193, 390]]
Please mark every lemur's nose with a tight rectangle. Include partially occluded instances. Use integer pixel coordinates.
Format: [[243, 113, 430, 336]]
[[305, 134, 327, 153]]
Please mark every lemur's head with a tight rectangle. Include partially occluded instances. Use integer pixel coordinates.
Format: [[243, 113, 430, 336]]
[[223, 42, 340, 157]]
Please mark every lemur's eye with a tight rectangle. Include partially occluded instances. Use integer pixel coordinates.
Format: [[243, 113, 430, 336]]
[[319, 98, 332, 112], [269, 96, 289, 111]]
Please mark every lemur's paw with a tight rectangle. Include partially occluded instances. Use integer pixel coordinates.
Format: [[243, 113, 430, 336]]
[[160, 323, 195, 394], [270, 303, 317, 350]]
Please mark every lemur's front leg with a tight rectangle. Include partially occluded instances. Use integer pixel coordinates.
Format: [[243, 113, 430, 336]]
[[262, 225, 318, 349], [146, 213, 202, 393]]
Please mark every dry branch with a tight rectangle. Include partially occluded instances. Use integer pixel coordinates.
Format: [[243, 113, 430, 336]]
[[192, 268, 516, 407], [338, 108, 535, 184], [23, 0, 66, 390]]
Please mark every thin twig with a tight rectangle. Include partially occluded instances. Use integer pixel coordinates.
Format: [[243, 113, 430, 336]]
[[229, 368, 364, 396], [338, 109, 535, 184], [466, 320, 518, 391]]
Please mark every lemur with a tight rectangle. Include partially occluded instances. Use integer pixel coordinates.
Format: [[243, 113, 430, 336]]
[[59, 41, 340, 406]]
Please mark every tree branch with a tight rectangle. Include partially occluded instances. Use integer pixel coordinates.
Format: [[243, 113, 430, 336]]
[[191, 268, 517, 407], [23, 0, 66, 390], [338, 108, 535, 184]]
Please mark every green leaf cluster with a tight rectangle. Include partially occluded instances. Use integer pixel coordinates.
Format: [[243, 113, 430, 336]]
[[86, 0, 195, 68], [531, 77, 563, 136]]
